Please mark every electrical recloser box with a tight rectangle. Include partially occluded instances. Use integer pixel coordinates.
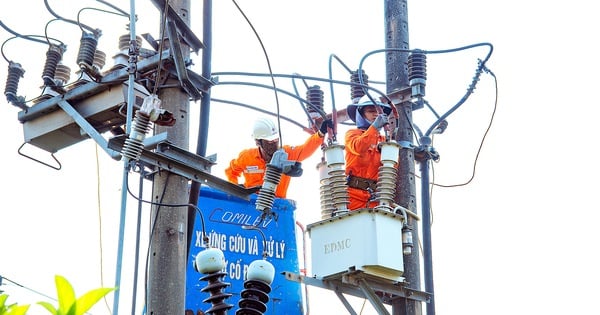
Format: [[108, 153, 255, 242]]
[[307, 208, 405, 282]]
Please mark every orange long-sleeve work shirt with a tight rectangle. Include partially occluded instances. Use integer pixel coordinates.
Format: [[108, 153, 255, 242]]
[[225, 132, 324, 199], [344, 125, 387, 210]]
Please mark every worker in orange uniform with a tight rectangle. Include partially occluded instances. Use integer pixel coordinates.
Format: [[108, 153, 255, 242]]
[[225, 117, 333, 199], [344, 96, 393, 210]]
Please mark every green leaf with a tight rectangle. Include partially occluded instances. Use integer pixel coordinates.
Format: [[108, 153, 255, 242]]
[[0, 294, 29, 315], [71, 288, 114, 315], [6, 276, 114, 315], [0, 295, 8, 313], [4, 304, 30, 315], [37, 301, 58, 314], [54, 275, 75, 314]]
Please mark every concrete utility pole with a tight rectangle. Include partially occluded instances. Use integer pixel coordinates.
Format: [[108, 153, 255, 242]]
[[384, 1, 423, 315], [147, 0, 191, 313]]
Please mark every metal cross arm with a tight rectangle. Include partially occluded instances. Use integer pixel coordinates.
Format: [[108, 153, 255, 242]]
[[107, 135, 256, 200]]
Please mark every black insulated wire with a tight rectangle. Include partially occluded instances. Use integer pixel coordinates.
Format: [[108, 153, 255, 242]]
[[43, 0, 97, 34]]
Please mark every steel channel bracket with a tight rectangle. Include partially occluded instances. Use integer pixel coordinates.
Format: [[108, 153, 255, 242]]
[[387, 86, 419, 110], [355, 277, 391, 315], [283, 270, 431, 313], [149, 0, 204, 53], [107, 135, 256, 200], [333, 290, 358, 315], [342, 271, 431, 304], [166, 20, 204, 100]]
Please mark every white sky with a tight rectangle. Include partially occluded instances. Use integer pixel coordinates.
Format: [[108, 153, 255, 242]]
[[1, 0, 599, 315]]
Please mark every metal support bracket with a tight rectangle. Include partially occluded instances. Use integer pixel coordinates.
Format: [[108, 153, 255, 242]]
[[107, 135, 256, 200], [355, 277, 390, 315], [166, 20, 205, 100], [387, 86, 420, 110], [333, 290, 358, 315], [149, 0, 204, 53], [56, 100, 122, 159], [283, 270, 431, 314]]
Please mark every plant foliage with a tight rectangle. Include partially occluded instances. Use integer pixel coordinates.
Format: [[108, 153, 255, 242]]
[[0, 294, 30, 315]]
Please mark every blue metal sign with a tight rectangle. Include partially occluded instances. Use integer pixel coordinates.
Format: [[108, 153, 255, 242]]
[[186, 186, 304, 314]]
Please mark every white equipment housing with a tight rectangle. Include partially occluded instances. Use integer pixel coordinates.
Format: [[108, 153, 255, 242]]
[[307, 208, 405, 282]]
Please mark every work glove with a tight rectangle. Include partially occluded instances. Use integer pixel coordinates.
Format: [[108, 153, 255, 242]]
[[372, 114, 388, 130], [319, 118, 333, 136]]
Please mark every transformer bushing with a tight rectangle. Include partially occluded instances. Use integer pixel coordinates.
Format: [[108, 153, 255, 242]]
[[324, 143, 349, 215], [317, 159, 335, 219], [375, 141, 401, 210]]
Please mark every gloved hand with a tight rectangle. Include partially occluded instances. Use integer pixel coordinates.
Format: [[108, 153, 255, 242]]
[[372, 114, 388, 130], [319, 118, 333, 136]]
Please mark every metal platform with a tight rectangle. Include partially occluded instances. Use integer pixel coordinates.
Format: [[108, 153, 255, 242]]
[[283, 269, 430, 315]]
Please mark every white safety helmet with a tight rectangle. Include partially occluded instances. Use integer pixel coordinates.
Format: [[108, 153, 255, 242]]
[[252, 117, 279, 141]]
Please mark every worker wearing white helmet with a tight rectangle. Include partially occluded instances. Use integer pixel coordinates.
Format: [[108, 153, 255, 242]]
[[225, 117, 333, 198], [344, 95, 394, 210]]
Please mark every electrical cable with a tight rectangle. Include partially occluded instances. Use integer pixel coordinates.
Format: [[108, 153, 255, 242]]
[[231, 0, 283, 148], [42, 19, 68, 49], [1, 34, 64, 62], [422, 58, 489, 137], [0, 275, 57, 302], [123, 169, 218, 314], [431, 68, 498, 188], [211, 71, 391, 126], [43, 0, 97, 34], [422, 99, 441, 119], [325, 53, 386, 134], [214, 80, 327, 120], [129, 162, 147, 315], [134, 170, 172, 313], [210, 98, 311, 132], [356, 43, 494, 144], [77, 6, 129, 27], [326, 53, 353, 142], [212, 71, 388, 98], [0, 20, 59, 46], [95, 0, 129, 17], [93, 144, 112, 314]]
